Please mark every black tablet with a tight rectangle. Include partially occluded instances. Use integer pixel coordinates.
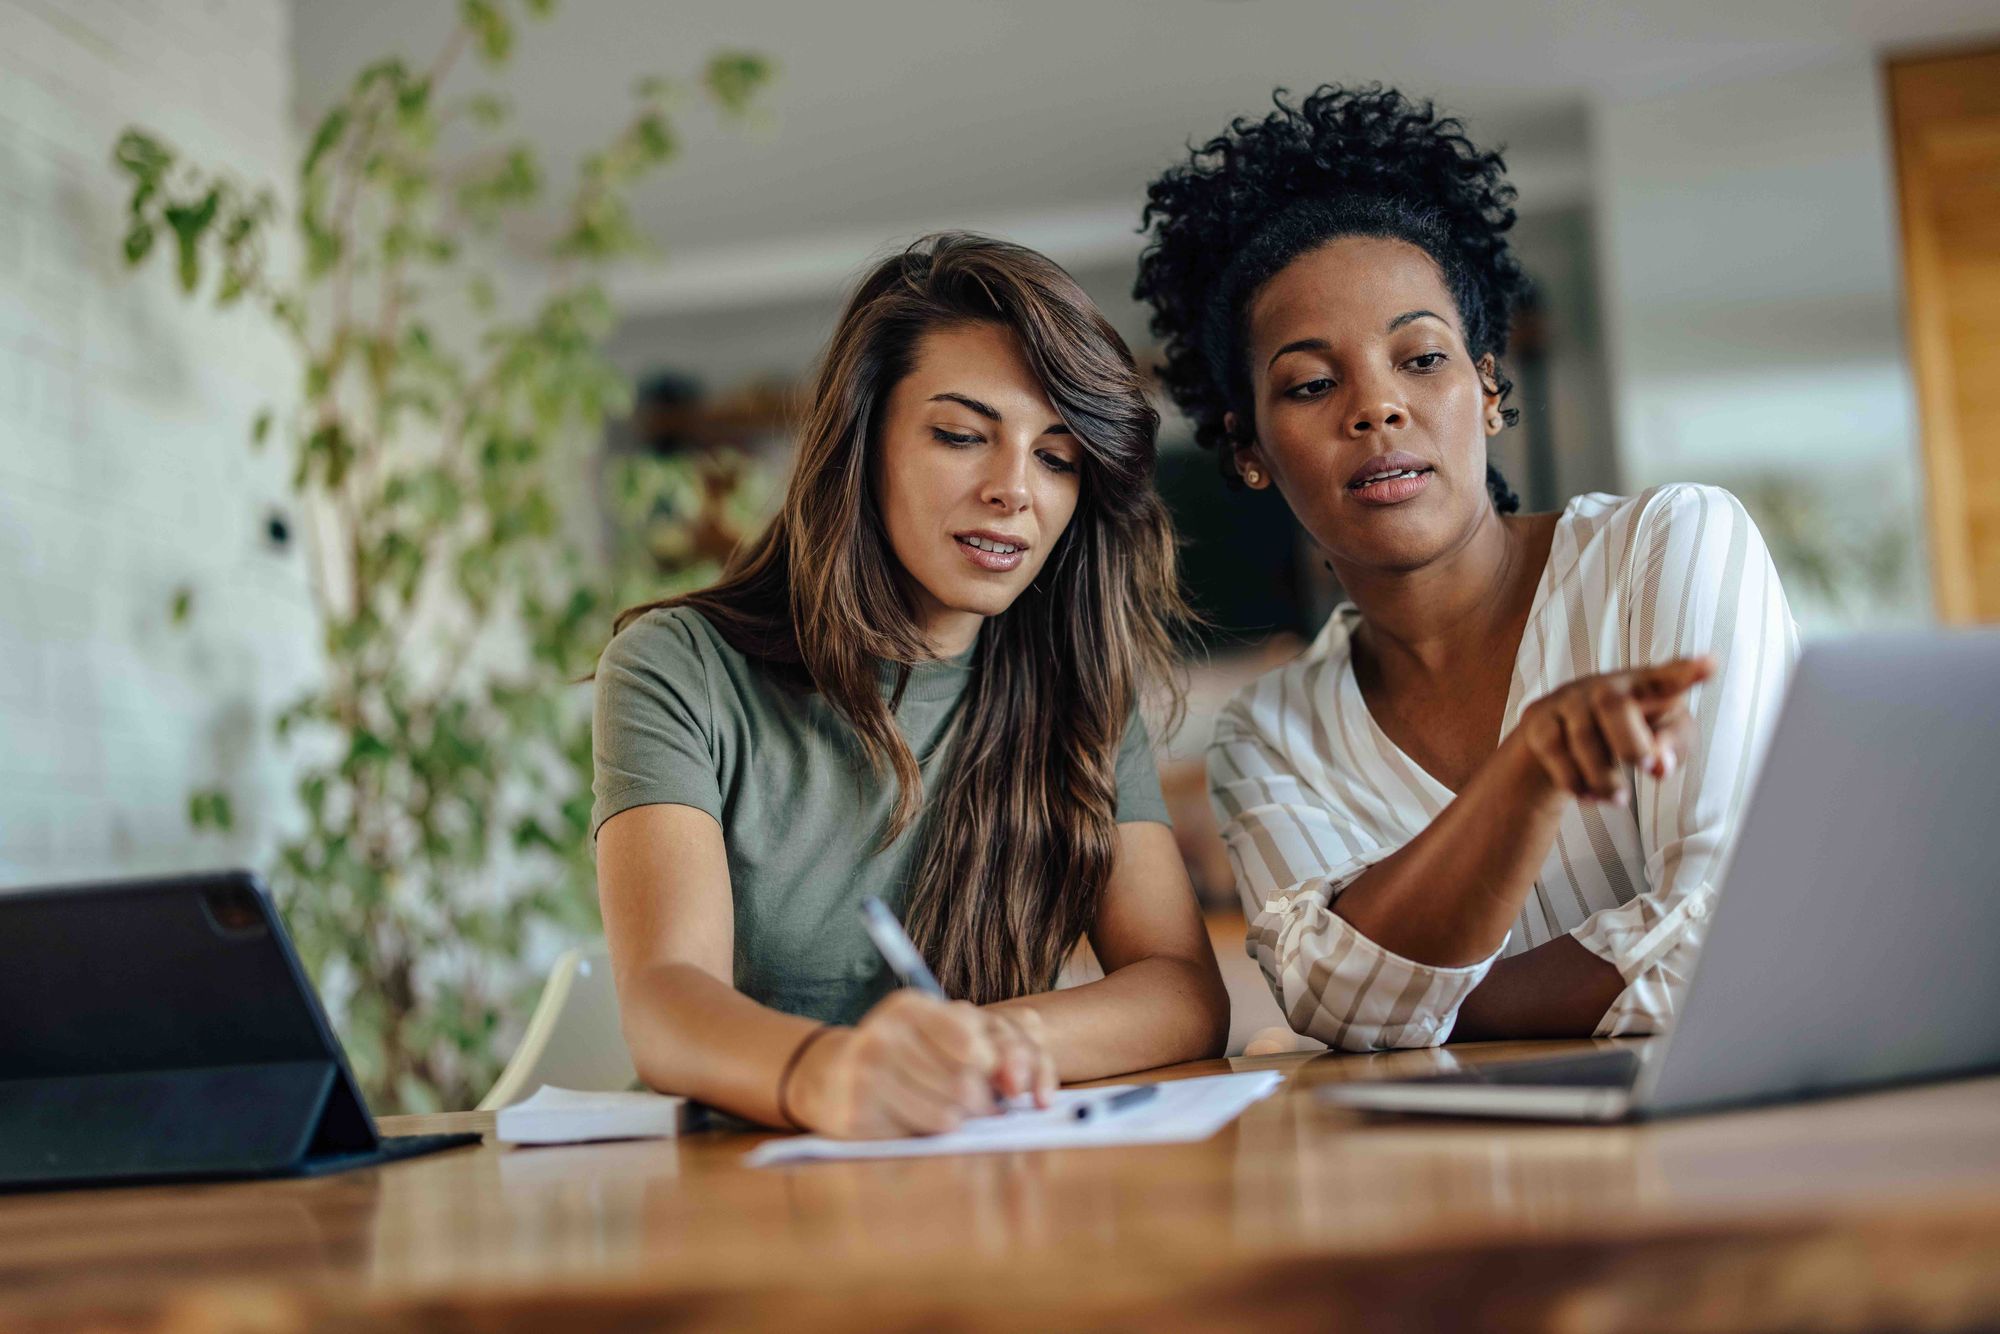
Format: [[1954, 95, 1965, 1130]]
[[0, 869, 478, 1191]]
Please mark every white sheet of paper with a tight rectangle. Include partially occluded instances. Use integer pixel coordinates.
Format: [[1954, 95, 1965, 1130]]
[[744, 1070, 1282, 1166]]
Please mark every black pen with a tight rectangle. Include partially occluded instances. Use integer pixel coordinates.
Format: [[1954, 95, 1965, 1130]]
[[1069, 1085, 1158, 1123]]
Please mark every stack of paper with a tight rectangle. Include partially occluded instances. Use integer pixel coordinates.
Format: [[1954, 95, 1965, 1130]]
[[745, 1070, 1282, 1166], [494, 1086, 699, 1146]]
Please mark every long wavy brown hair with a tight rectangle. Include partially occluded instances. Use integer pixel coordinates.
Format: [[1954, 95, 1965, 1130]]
[[613, 232, 1189, 1003]]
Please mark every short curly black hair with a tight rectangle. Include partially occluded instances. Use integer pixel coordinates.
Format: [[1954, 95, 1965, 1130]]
[[1134, 84, 1530, 512]]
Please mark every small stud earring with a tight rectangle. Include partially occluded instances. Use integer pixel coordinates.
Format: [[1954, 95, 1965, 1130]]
[[1243, 467, 1262, 486]]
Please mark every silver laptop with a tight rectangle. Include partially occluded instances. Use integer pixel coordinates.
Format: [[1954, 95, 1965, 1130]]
[[1321, 629, 2000, 1122]]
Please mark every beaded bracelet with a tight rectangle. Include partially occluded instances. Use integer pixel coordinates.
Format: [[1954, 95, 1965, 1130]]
[[775, 1023, 839, 1130]]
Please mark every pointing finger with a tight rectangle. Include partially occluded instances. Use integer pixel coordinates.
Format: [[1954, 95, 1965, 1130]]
[[1631, 656, 1715, 702]]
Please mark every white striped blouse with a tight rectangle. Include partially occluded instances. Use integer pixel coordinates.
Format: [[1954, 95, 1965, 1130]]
[[1209, 484, 1800, 1050]]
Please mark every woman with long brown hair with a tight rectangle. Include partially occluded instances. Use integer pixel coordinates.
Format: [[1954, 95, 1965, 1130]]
[[592, 232, 1230, 1138]]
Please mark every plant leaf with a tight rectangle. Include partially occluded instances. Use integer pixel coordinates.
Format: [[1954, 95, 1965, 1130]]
[[163, 188, 220, 292], [703, 52, 773, 115], [188, 788, 235, 832], [461, 0, 514, 63], [302, 106, 350, 181], [112, 129, 173, 182]]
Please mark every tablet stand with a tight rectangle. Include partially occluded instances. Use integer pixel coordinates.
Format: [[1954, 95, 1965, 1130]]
[[0, 1059, 377, 1189]]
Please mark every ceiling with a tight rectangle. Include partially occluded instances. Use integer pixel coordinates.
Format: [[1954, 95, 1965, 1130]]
[[291, 0, 1998, 310]]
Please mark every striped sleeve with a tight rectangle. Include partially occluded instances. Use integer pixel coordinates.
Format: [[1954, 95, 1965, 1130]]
[[1209, 698, 1503, 1052], [1572, 484, 1799, 1035]]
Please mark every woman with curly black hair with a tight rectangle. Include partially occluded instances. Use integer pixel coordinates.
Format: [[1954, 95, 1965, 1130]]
[[1137, 86, 1798, 1048]]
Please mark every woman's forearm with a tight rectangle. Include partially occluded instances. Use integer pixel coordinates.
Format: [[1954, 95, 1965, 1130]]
[[1450, 934, 1625, 1040], [625, 952, 1228, 1123], [1332, 736, 1569, 967], [992, 953, 1229, 1082], [618, 960, 830, 1127]]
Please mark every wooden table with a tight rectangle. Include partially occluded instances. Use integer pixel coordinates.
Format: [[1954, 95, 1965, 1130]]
[[4, 1041, 1998, 1331]]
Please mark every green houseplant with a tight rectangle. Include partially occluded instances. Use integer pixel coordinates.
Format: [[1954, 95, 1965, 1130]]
[[113, 0, 771, 1112]]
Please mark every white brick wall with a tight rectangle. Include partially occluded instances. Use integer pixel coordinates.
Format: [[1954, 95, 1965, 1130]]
[[0, 0, 316, 887]]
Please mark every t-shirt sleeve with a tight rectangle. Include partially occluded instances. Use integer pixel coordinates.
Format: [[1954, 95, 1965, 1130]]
[[1113, 703, 1171, 826], [590, 610, 724, 843]]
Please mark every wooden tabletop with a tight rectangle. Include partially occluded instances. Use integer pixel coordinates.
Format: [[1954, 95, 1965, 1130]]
[[4, 1041, 1999, 1331]]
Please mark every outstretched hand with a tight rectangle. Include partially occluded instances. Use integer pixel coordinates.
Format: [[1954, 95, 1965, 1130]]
[[1509, 656, 1714, 806]]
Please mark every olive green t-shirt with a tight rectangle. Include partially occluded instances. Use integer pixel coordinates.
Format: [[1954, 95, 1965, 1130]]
[[590, 606, 1170, 1025]]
